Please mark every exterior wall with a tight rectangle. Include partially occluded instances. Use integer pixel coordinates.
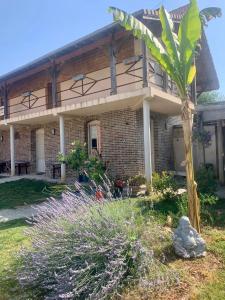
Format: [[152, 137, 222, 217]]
[[6, 34, 137, 119], [44, 108, 145, 179], [0, 110, 181, 179], [153, 115, 182, 172], [86, 109, 144, 178], [0, 126, 31, 162]]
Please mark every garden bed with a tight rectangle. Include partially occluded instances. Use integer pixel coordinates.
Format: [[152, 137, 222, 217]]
[[0, 196, 225, 299]]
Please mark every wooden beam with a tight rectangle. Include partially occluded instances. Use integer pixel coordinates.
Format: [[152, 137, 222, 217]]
[[142, 41, 148, 88], [109, 37, 117, 95], [0, 31, 129, 86], [1, 83, 8, 119], [50, 62, 60, 108], [163, 72, 168, 92]]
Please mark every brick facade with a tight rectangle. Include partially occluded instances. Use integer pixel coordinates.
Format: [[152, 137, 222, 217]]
[[0, 108, 181, 180], [153, 115, 181, 172]]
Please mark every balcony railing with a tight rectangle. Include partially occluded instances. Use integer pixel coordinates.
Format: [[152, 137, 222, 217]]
[[5, 55, 196, 120], [6, 57, 144, 119]]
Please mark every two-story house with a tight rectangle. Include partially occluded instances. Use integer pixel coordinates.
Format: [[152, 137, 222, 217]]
[[0, 6, 219, 182]]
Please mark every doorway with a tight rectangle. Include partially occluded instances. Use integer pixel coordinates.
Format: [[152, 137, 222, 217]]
[[36, 128, 45, 174]]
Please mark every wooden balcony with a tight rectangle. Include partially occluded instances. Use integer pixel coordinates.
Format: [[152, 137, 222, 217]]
[[2, 53, 196, 121]]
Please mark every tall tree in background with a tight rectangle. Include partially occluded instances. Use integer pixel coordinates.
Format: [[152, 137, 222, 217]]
[[198, 91, 224, 105], [109, 0, 221, 232]]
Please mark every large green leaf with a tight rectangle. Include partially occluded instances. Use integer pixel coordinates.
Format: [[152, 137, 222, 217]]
[[159, 6, 180, 66], [108, 7, 182, 89], [178, 0, 201, 86]]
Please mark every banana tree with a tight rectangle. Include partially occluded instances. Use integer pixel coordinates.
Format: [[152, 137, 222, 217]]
[[109, 0, 220, 232]]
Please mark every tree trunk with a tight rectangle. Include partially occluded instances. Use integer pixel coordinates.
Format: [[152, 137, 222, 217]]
[[181, 98, 201, 233]]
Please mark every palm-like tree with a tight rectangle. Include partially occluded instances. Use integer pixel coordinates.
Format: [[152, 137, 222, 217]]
[[109, 0, 221, 232]]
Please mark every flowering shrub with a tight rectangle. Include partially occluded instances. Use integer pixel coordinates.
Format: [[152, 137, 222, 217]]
[[58, 140, 105, 182], [17, 183, 178, 299], [152, 172, 178, 201]]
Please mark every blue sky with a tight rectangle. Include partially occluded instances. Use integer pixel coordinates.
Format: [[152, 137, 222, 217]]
[[0, 0, 224, 93]]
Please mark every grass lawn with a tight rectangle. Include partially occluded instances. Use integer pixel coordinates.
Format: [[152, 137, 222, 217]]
[[0, 219, 31, 300], [0, 179, 55, 209], [0, 198, 225, 299]]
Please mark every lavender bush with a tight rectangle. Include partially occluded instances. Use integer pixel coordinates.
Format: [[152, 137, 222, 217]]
[[18, 181, 178, 299]]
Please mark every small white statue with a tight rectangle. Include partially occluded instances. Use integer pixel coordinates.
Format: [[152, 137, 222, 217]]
[[173, 216, 206, 259]]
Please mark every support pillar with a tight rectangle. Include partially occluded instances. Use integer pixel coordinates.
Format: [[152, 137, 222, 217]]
[[143, 98, 152, 183], [109, 35, 117, 95], [217, 121, 224, 184], [10, 124, 15, 176], [59, 115, 66, 182]]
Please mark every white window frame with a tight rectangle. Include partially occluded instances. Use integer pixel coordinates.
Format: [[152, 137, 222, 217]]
[[88, 120, 101, 156]]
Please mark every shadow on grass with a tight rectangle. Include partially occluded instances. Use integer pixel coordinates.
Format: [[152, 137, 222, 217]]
[[203, 198, 225, 228], [0, 218, 28, 231], [138, 196, 225, 229]]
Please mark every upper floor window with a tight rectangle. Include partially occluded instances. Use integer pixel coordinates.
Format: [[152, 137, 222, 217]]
[[88, 120, 101, 156]]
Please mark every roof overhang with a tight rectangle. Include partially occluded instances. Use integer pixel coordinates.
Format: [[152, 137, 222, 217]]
[[0, 6, 219, 94]]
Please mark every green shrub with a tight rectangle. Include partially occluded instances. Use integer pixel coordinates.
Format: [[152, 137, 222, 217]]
[[58, 140, 105, 182], [129, 174, 146, 186], [152, 172, 178, 200], [18, 193, 178, 299], [167, 193, 219, 226], [196, 165, 217, 194]]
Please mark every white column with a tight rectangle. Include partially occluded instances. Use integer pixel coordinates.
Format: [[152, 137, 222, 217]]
[[10, 124, 15, 176], [217, 121, 224, 184], [59, 115, 66, 182], [143, 98, 152, 183]]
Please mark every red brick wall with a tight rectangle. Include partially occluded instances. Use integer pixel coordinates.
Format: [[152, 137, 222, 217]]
[[0, 111, 181, 178], [43, 108, 144, 179], [0, 126, 31, 161]]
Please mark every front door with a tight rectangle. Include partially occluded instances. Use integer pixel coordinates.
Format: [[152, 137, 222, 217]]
[[36, 128, 45, 173]]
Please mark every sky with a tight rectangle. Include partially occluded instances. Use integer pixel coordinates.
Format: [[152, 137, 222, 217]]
[[0, 0, 224, 93]]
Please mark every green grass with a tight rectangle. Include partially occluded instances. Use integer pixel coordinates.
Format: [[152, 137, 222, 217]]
[[194, 228, 225, 300], [0, 219, 32, 300], [0, 179, 54, 209], [0, 196, 225, 299]]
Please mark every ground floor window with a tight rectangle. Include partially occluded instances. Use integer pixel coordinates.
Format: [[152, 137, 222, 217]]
[[88, 120, 101, 156]]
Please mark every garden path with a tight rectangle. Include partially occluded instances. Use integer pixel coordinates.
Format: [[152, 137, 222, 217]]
[[0, 201, 48, 222]]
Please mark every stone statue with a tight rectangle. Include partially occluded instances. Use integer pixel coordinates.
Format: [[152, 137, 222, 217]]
[[173, 216, 206, 259]]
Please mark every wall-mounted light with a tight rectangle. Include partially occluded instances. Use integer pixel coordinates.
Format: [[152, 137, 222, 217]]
[[165, 120, 168, 130], [0, 135, 3, 142], [72, 74, 86, 81], [51, 128, 56, 135], [22, 91, 32, 97], [123, 55, 141, 65]]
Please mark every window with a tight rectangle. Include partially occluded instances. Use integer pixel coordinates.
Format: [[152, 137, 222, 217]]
[[88, 120, 101, 156]]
